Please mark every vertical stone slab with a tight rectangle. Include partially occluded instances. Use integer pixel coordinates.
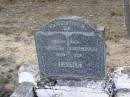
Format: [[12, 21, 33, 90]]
[[35, 17, 106, 80]]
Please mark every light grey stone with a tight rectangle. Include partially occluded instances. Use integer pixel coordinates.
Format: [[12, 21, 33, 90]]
[[115, 89, 130, 97], [18, 65, 40, 85], [10, 82, 34, 97]]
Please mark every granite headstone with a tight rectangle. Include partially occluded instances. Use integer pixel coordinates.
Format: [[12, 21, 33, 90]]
[[35, 16, 106, 80]]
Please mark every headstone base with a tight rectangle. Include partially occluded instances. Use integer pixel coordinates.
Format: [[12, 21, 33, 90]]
[[36, 86, 109, 97], [115, 90, 130, 97]]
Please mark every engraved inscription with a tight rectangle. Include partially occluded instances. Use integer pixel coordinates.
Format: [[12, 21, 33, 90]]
[[56, 53, 66, 57], [69, 47, 97, 52], [70, 40, 80, 44], [73, 53, 82, 58], [44, 45, 64, 51], [48, 21, 86, 30], [63, 26, 71, 31], [55, 53, 82, 57], [39, 31, 95, 37], [51, 40, 66, 44], [58, 62, 82, 68]]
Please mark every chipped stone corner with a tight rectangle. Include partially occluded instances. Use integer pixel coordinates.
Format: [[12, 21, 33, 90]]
[[18, 64, 40, 86]]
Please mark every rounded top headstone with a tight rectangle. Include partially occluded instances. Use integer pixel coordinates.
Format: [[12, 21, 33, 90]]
[[35, 16, 106, 80]]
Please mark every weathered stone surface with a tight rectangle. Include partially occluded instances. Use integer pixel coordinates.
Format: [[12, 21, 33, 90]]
[[114, 66, 130, 97], [35, 16, 106, 80], [113, 67, 130, 89], [18, 65, 40, 85], [36, 85, 110, 97], [115, 89, 130, 97], [10, 82, 34, 97]]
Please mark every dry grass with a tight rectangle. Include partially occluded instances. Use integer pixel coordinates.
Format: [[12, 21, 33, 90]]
[[89, 0, 98, 4], [30, 0, 45, 1], [0, 0, 59, 4], [110, 8, 123, 16], [0, 0, 16, 4]]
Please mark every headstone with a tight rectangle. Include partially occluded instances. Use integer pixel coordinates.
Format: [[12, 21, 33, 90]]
[[35, 16, 106, 80]]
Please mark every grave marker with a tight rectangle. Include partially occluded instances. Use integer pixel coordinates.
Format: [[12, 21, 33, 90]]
[[35, 17, 106, 80]]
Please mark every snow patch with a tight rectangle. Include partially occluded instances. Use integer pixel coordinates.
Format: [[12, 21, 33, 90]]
[[36, 86, 109, 97], [18, 65, 40, 86], [113, 67, 130, 89]]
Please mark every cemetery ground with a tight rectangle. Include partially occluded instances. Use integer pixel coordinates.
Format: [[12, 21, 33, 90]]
[[0, 0, 130, 96]]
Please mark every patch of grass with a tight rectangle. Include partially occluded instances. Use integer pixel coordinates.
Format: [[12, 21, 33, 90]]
[[105, 29, 123, 40]]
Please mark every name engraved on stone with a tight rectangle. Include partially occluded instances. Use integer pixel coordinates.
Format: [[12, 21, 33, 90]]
[[55, 53, 82, 58], [56, 53, 66, 57], [73, 53, 82, 58], [70, 40, 80, 44], [51, 40, 66, 44], [44, 46, 97, 52], [69, 47, 97, 52], [38, 31, 95, 37], [58, 62, 82, 68], [44, 45, 64, 51]]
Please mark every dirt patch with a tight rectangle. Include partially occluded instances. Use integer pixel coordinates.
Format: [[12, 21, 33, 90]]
[[0, 0, 16, 4]]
